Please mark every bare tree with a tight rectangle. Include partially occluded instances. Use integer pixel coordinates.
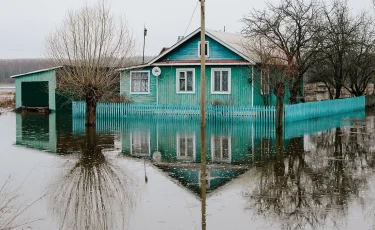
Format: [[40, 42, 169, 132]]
[[310, 0, 363, 99], [309, 0, 375, 98], [344, 13, 375, 96], [46, 0, 135, 126], [245, 39, 289, 135], [242, 0, 323, 104]]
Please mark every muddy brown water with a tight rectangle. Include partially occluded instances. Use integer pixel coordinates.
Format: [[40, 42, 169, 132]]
[[0, 109, 374, 230]]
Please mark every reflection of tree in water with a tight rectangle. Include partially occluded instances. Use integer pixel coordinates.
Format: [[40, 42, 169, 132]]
[[245, 127, 375, 229], [49, 127, 136, 230]]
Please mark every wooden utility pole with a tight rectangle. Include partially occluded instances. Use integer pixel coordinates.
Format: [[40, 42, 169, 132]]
[[200, 0, 206, 125], [199, 1, 207, 230], [142, 27, 147, 64]]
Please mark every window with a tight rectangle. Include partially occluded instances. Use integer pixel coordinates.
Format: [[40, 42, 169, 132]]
[[211, 68, 231, 94], [176, 134, 196, 161], [198, 41, 209, 57], [176, 69, 195, 93], [130, 132, 150, 156], [211, 136, 231, 163], [130, 71, 150, 94]]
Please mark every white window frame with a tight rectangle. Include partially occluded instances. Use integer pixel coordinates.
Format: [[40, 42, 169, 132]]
[[176, 133, 196, 161], [130, 132, 151, 157], [211, 68, 231, 94], [198, 41, 210, 58], [211, 135, 232, 163], [176, 68, 196, 94], [130, 71, 150, 95]]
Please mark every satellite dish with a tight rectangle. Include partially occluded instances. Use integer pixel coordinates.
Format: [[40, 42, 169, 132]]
[[152, 67, 161, 77], [152, 151, 162, 162]]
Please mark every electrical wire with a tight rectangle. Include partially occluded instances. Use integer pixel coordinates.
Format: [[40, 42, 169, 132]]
[[183, 1, 199, 37]]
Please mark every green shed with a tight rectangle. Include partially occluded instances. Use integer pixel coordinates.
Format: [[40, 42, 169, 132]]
[[11, 66, 73, 111]]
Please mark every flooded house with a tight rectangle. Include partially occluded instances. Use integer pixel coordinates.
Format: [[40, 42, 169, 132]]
[[119, 28, 293, 107]]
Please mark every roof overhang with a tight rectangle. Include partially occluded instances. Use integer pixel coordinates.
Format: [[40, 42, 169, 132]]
[[10, 66, 62, 78]]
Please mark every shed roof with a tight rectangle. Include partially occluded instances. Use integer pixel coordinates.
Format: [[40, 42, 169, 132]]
[[10, 66, 62, 78]]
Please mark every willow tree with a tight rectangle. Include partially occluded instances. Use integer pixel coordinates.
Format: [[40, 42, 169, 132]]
[[46, 0, 135, 126]]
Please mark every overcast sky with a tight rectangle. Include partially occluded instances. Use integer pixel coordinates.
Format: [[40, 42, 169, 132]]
[[0, 0, 373, 59]]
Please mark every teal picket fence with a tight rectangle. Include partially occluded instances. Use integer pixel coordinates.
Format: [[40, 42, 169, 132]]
[[72, 102, 276, 122], [284, 96, 365, 123]]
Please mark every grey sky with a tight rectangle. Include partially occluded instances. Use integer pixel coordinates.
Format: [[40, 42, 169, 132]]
[[0, 0, 372, 59]]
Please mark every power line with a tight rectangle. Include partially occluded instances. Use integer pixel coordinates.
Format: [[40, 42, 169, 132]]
[[183, 1, 199, 37]]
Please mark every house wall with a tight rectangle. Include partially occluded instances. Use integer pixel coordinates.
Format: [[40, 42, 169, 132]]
[[15, 70, 57, 110], [121, 65, 268, 106], [160, 34, 243, 61]]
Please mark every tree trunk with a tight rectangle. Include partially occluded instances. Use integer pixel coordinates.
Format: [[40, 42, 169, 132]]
[[85, 98, 97, 127], [289, 78, 304, 104], [276, 95, 284, 138], [289, 87, 298, 104], [334, 84, 342, 99], [274, 82, 285, 141]]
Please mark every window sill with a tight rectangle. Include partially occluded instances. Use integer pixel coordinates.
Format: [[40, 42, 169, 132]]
[[211, 91, 231, 95], [130, 92, 150, 95], [176, 91, 196, 94]]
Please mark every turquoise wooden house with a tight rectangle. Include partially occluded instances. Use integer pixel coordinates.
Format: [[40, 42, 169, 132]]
[[120, 28, 278, 107]]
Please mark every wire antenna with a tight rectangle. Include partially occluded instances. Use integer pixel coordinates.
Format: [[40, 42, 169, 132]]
[[184, 1, 199, 36]]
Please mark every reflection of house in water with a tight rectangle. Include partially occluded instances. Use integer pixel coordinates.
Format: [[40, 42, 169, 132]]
[[120, 119, 281, 194], [15, 113, 116, 154]]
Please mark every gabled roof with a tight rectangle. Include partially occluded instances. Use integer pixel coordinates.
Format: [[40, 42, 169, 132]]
[[10, 66, 62, 78], [147, 28, 256, 66]]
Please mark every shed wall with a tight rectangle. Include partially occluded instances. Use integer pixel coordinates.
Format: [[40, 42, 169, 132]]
[[15, 70, 57, 110]]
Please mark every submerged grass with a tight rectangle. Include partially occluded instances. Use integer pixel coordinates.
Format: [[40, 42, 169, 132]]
[[0, 99, 15, 109], [0, 176, 44, 230]]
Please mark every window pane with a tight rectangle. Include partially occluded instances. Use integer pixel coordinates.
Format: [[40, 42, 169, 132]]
[[132, 133, 149, 155], [179, 71, 185, 79], [179, 79, 186, 91], [187, 71, 193, 91], [131, 72, 148, 92], [222, 71, 228, 91], [205, 43, 208, 56], [187, 138, 194, 157], [214, 71, 221, 91], [179, 138, 186, 156], [214, 137, 221, 158], [222, 138, 229, 160]]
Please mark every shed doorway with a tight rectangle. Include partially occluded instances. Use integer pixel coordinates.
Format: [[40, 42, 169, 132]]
[[21, 81, 49, 108]]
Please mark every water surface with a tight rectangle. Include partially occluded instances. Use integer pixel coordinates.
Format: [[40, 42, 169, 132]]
[[0, 109, 374, 229]]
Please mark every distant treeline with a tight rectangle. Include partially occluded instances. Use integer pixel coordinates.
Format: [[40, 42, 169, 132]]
[[0, 56, 154, 84], [0, 59, 54, 83]]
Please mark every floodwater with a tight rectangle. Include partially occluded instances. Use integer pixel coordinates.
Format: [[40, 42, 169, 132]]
[[0, 109, 374, 230]]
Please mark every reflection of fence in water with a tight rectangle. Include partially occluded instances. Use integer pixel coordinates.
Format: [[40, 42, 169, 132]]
[[72, 110, 365, 140], [72, 101, 277, 123]]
